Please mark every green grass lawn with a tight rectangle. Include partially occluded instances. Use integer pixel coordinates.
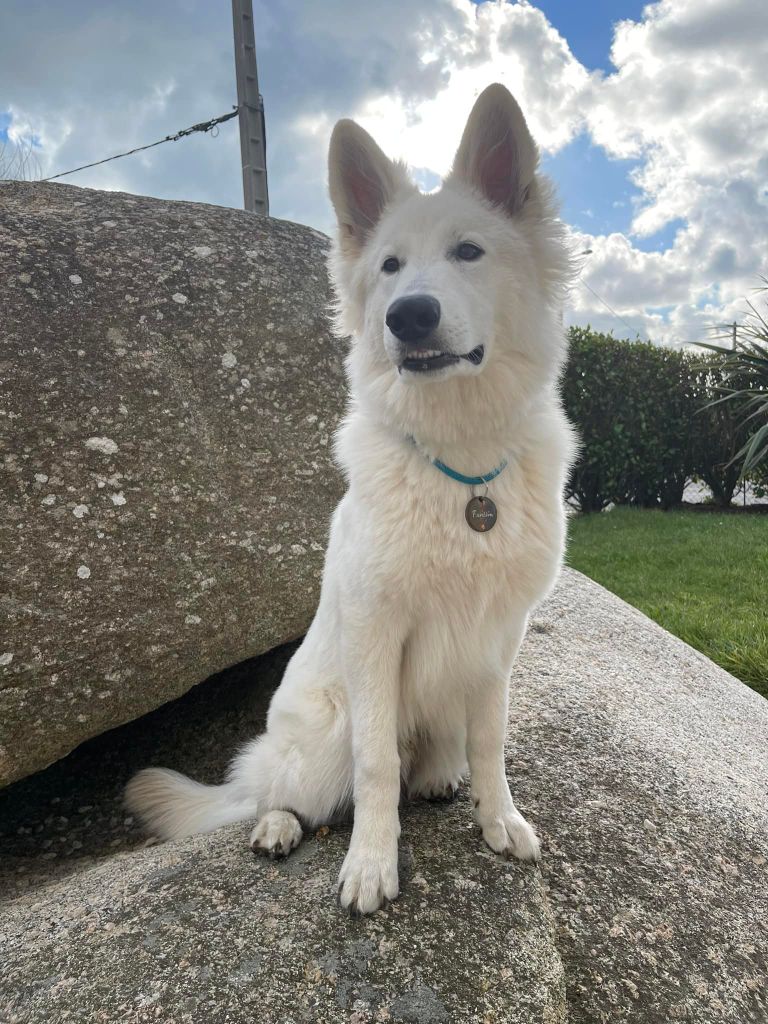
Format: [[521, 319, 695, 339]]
[[566, 507, 768, 699]]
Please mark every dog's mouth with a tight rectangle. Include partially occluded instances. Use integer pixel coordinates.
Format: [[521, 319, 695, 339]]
[[399, 345, 485, 374]]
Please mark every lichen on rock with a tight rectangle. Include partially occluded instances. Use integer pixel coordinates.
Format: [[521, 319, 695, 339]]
[[0, 180, 346, 787]]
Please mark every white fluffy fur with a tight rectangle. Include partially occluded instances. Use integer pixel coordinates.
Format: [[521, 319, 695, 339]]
[[125, 84, 576, 915]]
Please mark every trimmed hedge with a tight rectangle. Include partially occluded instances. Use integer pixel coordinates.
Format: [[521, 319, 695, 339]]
[[562, 327, 753, 511]]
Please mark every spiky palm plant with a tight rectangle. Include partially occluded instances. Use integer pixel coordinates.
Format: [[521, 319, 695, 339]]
[[697, 284, 768, 477]]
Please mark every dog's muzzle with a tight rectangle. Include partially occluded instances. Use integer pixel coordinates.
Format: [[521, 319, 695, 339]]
[[386, 294, 484, 374]]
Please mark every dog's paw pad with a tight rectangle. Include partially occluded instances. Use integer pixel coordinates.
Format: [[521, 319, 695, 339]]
[[250, 810, 302, 859], [441, 781, 462, 801], [407, 775, 464, 803], [422, 782, 460, 802]]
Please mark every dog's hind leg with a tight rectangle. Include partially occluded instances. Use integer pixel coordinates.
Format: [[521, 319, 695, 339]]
[[226, 684, 354, 857], [126, 708, 352, 850], [126, 613, 353, 849]]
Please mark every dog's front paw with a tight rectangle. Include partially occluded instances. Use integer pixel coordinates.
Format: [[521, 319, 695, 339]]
[[478, 807, 541, 862], [337, 840, 399, 915]]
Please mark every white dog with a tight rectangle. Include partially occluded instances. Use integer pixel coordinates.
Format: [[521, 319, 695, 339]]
[[126, 83, 575, 915]]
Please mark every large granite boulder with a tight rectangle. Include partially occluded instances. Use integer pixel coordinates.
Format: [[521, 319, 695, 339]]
[[0, 180, 345, 787], [1, 570, 765, 1023]]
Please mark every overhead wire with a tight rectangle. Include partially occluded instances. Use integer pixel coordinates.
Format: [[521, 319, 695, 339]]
[[40, 107, 240, 182], [578, 277, 647, 340], [37, 119, 724, 351], [578, 266, 707, 347]]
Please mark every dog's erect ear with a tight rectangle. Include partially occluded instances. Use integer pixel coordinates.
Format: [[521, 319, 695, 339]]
[[449, 84, 539, 216], [328, 119, 411, 249]]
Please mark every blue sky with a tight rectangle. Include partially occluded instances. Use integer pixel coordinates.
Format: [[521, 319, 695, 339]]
[[1, 0, 766, 346], [0, 1, 651, 244], [533, 1, 648, 71], [532, 1, 679, 249], [541, 133, 685, 251], [470, 0, 649, 72], [463, 1, 658, 246], [542, 133, 640, 240]]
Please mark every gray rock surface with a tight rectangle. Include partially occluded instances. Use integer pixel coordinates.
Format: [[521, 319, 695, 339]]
[[1, 570, 766, 1022], [0, 180, 345, 786]]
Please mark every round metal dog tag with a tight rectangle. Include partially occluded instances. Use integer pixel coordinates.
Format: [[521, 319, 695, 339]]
[[465, 495, 497, 532]]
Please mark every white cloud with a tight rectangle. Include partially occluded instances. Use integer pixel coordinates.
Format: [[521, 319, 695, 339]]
[[574, 0, 768, 341], [277, 0, 768, 346], [1, 0, 766, 346]]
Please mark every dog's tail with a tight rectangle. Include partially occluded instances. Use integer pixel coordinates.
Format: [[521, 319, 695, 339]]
[[124, 768, 260, 841]]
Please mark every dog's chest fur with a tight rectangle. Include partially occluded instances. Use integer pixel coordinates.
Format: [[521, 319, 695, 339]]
[[331, 405, 569, 714]]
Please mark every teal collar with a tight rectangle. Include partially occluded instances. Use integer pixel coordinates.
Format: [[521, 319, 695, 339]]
[[409, 436, 508, 487]]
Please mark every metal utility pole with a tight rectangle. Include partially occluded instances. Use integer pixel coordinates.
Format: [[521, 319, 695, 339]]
[[232, 0, 269, 215]]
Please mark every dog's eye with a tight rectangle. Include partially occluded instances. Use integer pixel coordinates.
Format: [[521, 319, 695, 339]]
[[381, 256, 400, 274], [456, 242, 484, 261]]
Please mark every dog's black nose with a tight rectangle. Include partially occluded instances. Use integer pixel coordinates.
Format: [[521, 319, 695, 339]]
[[386, 294, 441, 345]]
